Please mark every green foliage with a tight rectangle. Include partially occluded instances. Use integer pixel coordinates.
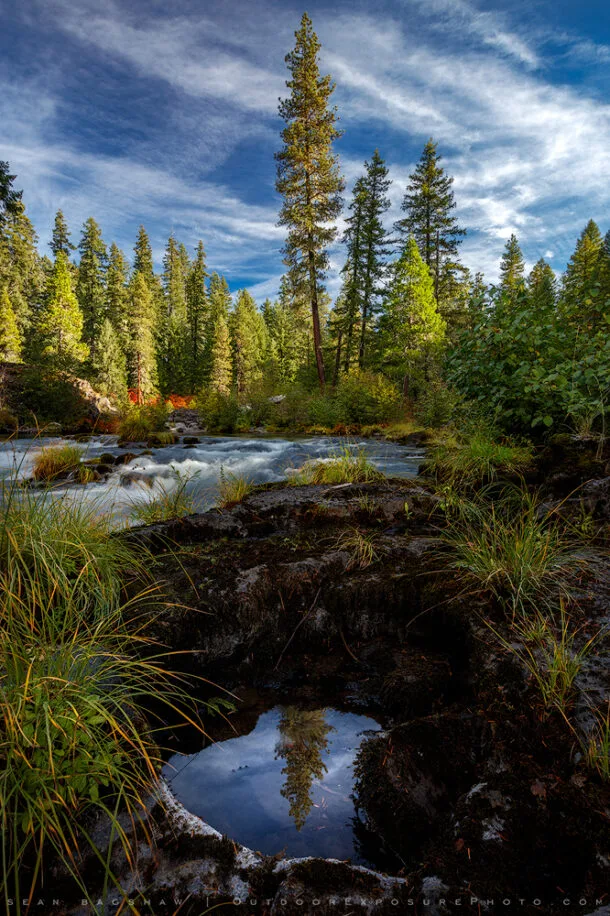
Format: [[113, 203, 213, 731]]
[[230, 289, 268, 394], [0, 285, 22, 361], [335, 370, 399, 424], [414, 377, 460, 427], [378, 236, 446, 394], [118, 403, 169, 441], [19, 368, 89, 427], [440, 487, 595, 618], [197, 389, 243, 432], [50, 209, 75, 258], [585, 701, 610, 781], [105, 242, 130, 349], [126, 272, 158, 403], [0, 161, 22, 230], [276, 12, 344, 388], [185, 241, 209, 392], [90, 318, 128, 402], [129, 469, 200, 525], [31, 444, 83, 481]]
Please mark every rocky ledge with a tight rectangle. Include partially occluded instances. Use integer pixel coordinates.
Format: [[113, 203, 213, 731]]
[[60, 478, 610, 915]]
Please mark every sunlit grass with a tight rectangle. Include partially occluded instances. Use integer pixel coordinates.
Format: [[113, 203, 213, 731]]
[[129, 469, 200, 525], [335, 527, 381, 570], [428, 431, 534, 487], [290, 447, 384, 486], [32, 444, 83, 481], [217, 469, 254, 508]]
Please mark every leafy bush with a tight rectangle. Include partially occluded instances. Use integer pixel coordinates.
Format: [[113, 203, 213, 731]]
[[118, 403, 170, 441], [414, 379, 461, 428], [197, 391, 243, 433], [335, 371, 400, 425], [32, 444, 83, 481], [20, 368, 88, 427], [0, 407, 17, 433]]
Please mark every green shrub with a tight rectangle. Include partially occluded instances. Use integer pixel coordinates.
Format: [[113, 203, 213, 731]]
[[197, 391, 242, 433], [414, 379, 461, 428], [0, 407, 17, 433], [20, 369, 88, 427], [118, 404, 170, 441], [335, 371, 400, 425]]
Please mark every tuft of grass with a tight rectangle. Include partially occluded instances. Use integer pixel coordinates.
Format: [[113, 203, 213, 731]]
[[441, 487, 595, 618], [487, 601, 602, 718], [290, 447, 384, 486], [335, 527, 381, 570], [147, 431, 178, 447], [585, 700, 610, 780], [0, 480, 231, 910], [32, 444, 83, 481], [428, 431, 534, 487], [129, 469, 200, 525], [217, 469, 254, 508]]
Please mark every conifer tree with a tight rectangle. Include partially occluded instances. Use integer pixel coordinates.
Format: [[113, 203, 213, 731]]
[[230, 289, 268, 395], [209, 315, 232, 396], [262, 297, 300, 384], [0, 285, 22, 361], [38, 252, 88, 368], [90, 318, 128, 401], [379, 237, 445, 396], [341, 180, 367, 374], [0, 201, 44, 343], [561, 220, 604, 326], [50, 210, 75, 258], [598, 230, 610, 310], [106, 243, 131, 348], [276, 12, 344, 389], [77, 217, 107, 358], [203, 273, 232, 383], [0, 161, 22, 230], [356, 150, 391, 367], [133, 225, 155, 285], [394, 139, 465, 303], [160, 234, 189, 393], [528, 258, 557, 312], [127, 272, 158, 403], [186, 241, 209, 392], [499, 234, 525, 305]]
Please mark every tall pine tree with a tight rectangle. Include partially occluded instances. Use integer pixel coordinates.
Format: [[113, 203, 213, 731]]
[[186, 241, 209, 393], [209, 314, 233, 396], [499, 234, 525, 305], [394, 139, 465, 306], [0, 161, 22, 230], [276, 12, 344, 389], [127, 272, 158, 403], [38, 252, 88, 369], [51, 210, 75, 258], [528, 258, 557, 312], [357, 150, 391, 367], [160, 234, 189, 393], [90, 318, 128, 402], [76, 217, 107, 359], [106, 243, 131, 348], [230, 289, 268, 395], [561, 220, 604, 327]]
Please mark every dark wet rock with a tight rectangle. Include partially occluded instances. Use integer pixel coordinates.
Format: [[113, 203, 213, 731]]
[[98, 452, 117, 465], [582, 476, 610, 521], [183, 436, 200, 445], [537, 435, 610, 496], [114, 451, 139, 466]]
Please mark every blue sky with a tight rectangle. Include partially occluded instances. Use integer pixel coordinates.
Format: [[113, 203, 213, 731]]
[[2, 0, 610, 300]]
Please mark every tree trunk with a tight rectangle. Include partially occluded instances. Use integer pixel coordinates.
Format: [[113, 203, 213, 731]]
[[308, 248, 326, 390], [333, 327, 343, 387]]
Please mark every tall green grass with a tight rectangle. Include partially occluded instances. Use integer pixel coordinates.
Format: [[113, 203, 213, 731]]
[[129, 469, 200, 525], [428, 431, 534, 488], [441, 487, 594, 618], [217, 469, 254, 508], [0, 480, 223, 911], [32, 444, 83, 481], [290, 447, 385, 486]]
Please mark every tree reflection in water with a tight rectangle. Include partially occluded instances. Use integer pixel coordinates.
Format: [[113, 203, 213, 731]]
[[275, 707, 335, 830]]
